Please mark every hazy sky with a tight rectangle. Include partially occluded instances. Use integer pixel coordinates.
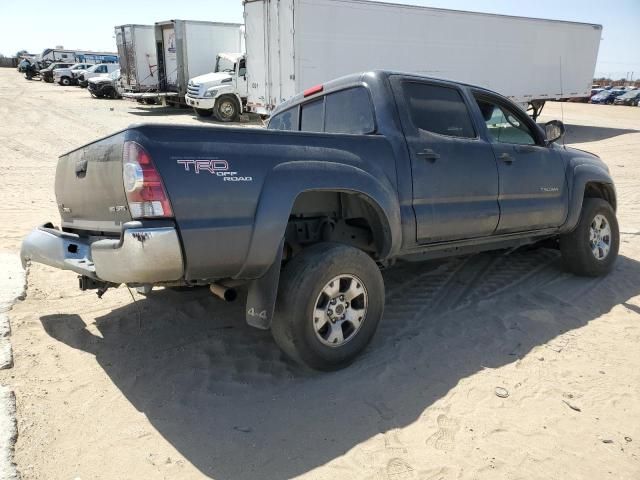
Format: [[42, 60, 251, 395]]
[[1, 0, 639, 79]]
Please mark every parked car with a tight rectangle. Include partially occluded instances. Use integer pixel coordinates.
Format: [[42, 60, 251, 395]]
[[21, 71, 619, 371], [613, 89, 640, 106], [590, 89, 626, 104], [39, 62, 74, 83], [88, 69, 122, 99], [53, 63, 94, 86], [76, 63, 120, 88]]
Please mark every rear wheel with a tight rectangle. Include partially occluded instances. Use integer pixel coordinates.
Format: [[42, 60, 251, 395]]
[[560, 198, 619, 276], [214, 95, 240, 122], [272, 243, 384, 371]]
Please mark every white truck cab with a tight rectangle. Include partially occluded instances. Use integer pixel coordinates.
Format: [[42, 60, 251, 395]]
[[53, 63, 93, 85], [185, 52, 247, 122], [76, 63, 120, 87]]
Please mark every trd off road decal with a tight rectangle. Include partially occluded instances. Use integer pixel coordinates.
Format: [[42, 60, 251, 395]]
[[176, 159, 253, 182]]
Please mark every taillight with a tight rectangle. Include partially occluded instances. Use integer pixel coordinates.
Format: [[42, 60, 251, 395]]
[[122, 141, 173, 218]]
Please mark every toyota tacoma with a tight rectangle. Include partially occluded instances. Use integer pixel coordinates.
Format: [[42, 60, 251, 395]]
[[21, 71, 619, 370]]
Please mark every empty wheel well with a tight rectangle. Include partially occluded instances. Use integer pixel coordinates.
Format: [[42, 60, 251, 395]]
[[584, 182, 616, 211], [285, 191, 388, 259]]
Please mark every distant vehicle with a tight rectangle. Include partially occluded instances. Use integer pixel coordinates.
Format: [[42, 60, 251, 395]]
[[76, 64, 120, 88], [88, 69, 122, 99], [39, 48, 118, 67], [24, 63, 41, 80], [53, 63, 93, 86], [613, 89, 640, 106], [590, 89, 626, 104], [17, 57, 38, 72], [39, 62, 73, 83], [114, 24, 159, 94], [243, 0, 602, 120], [121, 19, 245, 107], [21, 71, 619, 370]]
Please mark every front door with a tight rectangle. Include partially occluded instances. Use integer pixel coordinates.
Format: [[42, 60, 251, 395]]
[[391, 77, 500, 244], [471, 93, 569, 233], [236, 58, 248, 97]]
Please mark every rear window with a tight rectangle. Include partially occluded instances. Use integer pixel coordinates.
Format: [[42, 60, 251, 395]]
[[268, 86, 375, 135], [402, 82, 475, 138], [268, 107, 298, 131], [324, 87, 375, 134], [300, 99, 324, 132]]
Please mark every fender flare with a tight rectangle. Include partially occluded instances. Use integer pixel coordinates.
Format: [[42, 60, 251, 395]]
[[235, 160, 402, 279], [561, 163, 616, 233]]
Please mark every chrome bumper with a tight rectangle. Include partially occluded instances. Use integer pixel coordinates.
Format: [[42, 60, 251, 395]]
[[21, 222, 184, 284]]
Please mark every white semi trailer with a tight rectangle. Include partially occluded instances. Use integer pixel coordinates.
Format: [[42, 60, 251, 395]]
[[114, 25, 159, 94], [243, 0, 602, 118], [123, 19, 243, 106]]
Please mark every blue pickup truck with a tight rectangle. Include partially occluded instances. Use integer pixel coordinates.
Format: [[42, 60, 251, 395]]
[[22, 70, 619, 370]]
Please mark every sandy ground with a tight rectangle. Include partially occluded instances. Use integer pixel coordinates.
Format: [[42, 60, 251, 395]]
[[0, 68, 639, 480]]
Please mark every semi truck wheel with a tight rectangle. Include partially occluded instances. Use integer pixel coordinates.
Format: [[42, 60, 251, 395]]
[[560, 198, 619, 277], [214, 95, 240, 122], [272, 243, 384, 371], [194, 108, 213, 117]]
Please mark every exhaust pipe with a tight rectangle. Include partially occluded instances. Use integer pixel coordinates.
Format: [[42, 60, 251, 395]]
[[209, 283, 237, 302]]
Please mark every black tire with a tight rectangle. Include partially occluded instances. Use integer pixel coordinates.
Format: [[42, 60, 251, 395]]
[[214, 95, 240, 122], [194, 108, 213, 117], [272, 243, 384, 371], [560, 198, 619, 277], [60, 76, 71, 86]]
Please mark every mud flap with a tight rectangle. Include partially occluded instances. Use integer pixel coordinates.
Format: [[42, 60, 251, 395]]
[[245, 240, 283, 330]]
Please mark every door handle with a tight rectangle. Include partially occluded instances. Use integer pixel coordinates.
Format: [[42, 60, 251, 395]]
[[499, 153, 515, 164], [416, 148, 441, 161]]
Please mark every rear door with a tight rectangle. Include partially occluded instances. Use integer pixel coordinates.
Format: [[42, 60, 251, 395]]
[[470, 92, 568, 233], [390, 76, 500, 243]]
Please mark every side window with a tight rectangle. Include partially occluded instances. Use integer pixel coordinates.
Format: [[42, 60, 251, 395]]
[[324, 87, 375, 134], [402, 82, 475, 138], [238, 59, 247, 77], [269, 107, 298, 131], [300, 99, 324, 133], [475, 98, 536, 145]]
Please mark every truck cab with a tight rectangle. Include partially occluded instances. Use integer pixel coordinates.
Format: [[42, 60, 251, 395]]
[[185, 52, 247, 122], [53, 63, 93, 86]]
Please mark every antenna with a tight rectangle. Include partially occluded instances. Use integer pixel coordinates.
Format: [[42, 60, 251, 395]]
[[559, 55, 566, 149]]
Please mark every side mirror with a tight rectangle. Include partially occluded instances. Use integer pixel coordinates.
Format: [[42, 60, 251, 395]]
[[544, 120, 565, 144]]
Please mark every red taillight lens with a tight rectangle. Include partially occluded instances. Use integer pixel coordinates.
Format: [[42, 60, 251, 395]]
[[122, 141, 173, 218]]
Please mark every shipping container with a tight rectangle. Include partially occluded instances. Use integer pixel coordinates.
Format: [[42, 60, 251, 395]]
[[244, 0, 602, 117]]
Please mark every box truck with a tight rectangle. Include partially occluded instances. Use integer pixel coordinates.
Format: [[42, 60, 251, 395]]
[[243, 0, 602, 118], [115, 25, 159, 94], [122, 20, 243, 106]]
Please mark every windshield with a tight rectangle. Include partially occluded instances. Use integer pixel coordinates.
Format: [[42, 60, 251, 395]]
[[621, 90, 638, 98], [109, 69, 120, 80], [215, 56, 235, 73], [86, 64, 100, 73]]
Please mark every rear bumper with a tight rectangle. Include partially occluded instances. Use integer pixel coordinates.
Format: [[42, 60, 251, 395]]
[[21, 222, 184, 284]]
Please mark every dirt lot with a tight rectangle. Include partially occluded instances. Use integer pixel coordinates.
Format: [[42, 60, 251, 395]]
[[1, 68, 639, 480]]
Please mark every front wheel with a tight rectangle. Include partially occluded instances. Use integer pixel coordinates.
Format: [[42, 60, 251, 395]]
[[194, 108, 213, 117], [60, 76, 71, 86], [272, 243, 385, 371], [560, 198, 619, 277], [214, 96, 240, 122]]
